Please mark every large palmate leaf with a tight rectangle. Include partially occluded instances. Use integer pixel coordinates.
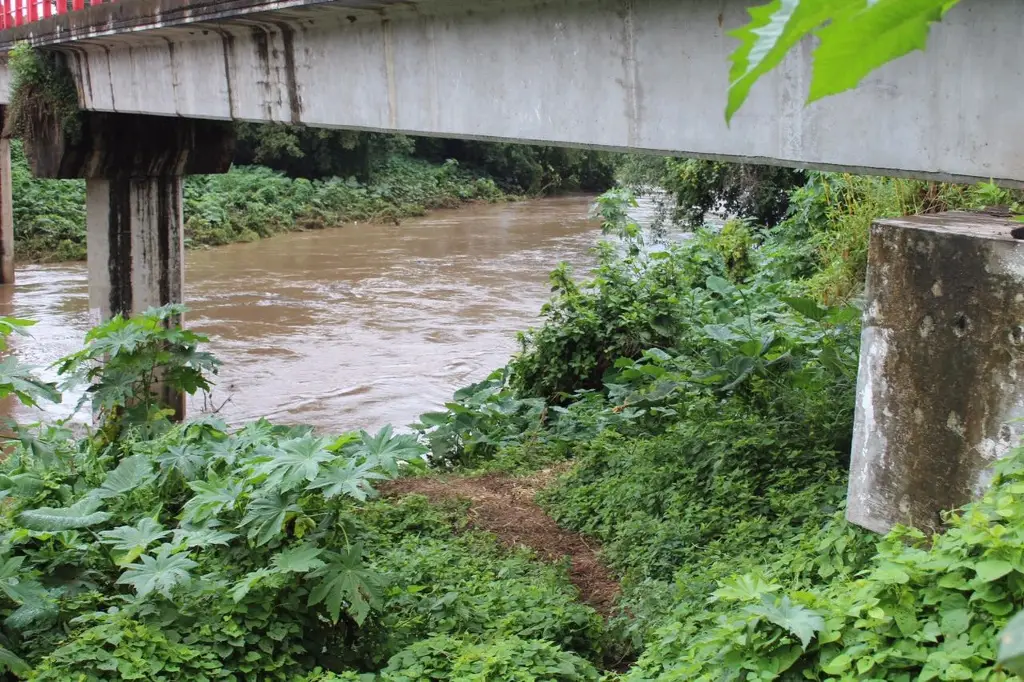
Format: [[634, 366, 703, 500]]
[[171, 523, 238, 549], [182, 474, 246, 524], [99, 518, 170, 565], [0, 355, 60, 407], [0, 556, 55, 630], [998, 610, 1024, 675], [18, 497, 111, 532], [5, 598, 58, 630], [726, 0, 960, 122], [92, 454, 156, 500], [249, 436, 336, 491], [307, 544, 384, 625], [746, 596, 825, 649], [116, 544, 197, 599], [271, 544, 325, 574], [308, 457, 386, 501], [239, 491, 301, 547], [155, 444, 208, 482], [0, 645, 28, 675], [809, 0, 960, 101], [726, 0, 837, 123], [347, 425, 426, 476]]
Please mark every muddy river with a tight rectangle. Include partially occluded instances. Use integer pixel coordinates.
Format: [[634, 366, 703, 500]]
[[0, 195, 663, 433]]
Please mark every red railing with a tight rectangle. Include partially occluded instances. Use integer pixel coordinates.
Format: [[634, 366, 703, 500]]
[[0, 0, 114, 29]]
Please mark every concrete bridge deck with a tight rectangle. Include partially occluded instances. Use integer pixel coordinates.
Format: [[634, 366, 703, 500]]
[[0, 0, 1020, 185]]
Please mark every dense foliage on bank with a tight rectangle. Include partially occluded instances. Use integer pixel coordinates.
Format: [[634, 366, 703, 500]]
[[11, 128, 618, 263], [2, 162, 1024, 681], [11, 142, 507, 262]]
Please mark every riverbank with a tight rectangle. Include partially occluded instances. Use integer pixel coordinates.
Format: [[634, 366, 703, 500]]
[[10, 140, 510, 263], [2, 173, 1023, 681]]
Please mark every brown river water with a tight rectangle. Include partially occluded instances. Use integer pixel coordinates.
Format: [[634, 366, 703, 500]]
[[0, 194, 662, 433]]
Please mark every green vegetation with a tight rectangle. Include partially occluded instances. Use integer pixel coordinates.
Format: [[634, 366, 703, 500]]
[[727, 1, 961, 122], [5, 132, 1024, 679], [409, 172, 1024, 681], [3, 8, 1021, 677], [4, 43, 81, 143], [0, 306, 610, 680]]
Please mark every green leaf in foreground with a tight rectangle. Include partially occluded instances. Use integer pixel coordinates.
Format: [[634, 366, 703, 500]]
[[307, 544, 384, 625], [998, 610, 1024, 675], [272, 544, 325, 573], [99, 517, 170, 566], [18, 498, 111, 532], [308, 458, 386, 501], [725, 0, 835, 124], [725, 0, 962, 122], [809, 0, 959, 101], [239, 491, 301, 547], [0, 645, 28, 675], [746, 596, 824, 650], [93, 454, 156, 500], [116, 544, 197, 599]]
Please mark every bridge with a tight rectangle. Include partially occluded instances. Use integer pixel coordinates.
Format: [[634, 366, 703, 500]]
[[0, 0, 1022, 534], [0, 0, 1014, 306]]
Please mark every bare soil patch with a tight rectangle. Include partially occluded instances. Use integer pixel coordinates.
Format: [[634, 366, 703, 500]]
[[381, 467, 620, 615]]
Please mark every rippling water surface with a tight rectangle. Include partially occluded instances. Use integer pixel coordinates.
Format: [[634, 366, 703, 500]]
[[1, 195, 671, 432]]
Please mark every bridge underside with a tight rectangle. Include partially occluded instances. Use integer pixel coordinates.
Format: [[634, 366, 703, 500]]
[[0, 0, 1021, 185]]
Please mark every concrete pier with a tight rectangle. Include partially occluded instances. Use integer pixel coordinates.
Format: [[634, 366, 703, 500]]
[[22, 112, 233, 418], [848, 212, 1024, 534], [21, 112, 234, 319], [0, 137, 13, 285], [85, 175, 184, 320]]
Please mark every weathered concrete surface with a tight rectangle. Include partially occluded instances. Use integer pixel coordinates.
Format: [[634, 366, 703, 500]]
[[848, 213, 1024, 534], [23, 111, 234, 179], [86, 175, 185, 320], [87, 174, 187, 416], [0, 0, 1021, 184], [0, 137, 14, 284]]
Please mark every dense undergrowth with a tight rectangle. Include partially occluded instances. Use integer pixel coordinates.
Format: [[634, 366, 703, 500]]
[[3, 164, 1024, 680], [409, 175, 1024, 681]]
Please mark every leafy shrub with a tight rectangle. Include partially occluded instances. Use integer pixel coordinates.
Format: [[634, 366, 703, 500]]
[[507, 241, 711, 401], [713, 218, 756, 281], [414, 138, 616, 195], [29, 617, 232, 682], [625, 443, 1024, 681], [10, 140, 86, 262], [380, 634, 600, 682], [0, 312, 435, 678], [56, 304, 219, 437], [183, 157, 503, 250], [369, 530, 604, 660], [618, 158, 805, 228], [768, 172, 1016, 303]]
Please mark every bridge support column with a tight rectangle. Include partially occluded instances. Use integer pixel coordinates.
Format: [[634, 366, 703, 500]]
[[85, 174, 184, 321], [0, 138, 14, 285], [848, 212, 1024, 534], [22, 112, 233, 418]]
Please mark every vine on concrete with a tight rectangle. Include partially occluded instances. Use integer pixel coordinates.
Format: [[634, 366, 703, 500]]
[[3, 43, 81, 143]]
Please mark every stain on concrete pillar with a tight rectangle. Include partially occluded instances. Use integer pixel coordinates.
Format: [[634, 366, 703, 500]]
[[849, 212, 1024, 534], [40, 111, 236, 420], [0, 137, 14, 286]]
